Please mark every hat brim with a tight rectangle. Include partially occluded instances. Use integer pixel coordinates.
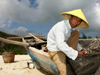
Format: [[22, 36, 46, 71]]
[[61, 9, 89, 29], [61, 14, 89, 29]]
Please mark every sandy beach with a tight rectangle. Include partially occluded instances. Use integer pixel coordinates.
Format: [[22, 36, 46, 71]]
[[0, 55, 48, 75]]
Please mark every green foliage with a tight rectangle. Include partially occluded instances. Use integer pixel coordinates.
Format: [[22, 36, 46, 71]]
[[96, 36, 99, 38], [0, 31, 27, 55], [0, 31, 17, 38], [88, 36, 92, 39]]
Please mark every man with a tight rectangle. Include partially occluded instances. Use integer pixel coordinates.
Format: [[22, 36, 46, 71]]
[[47, 9, 89, 75]]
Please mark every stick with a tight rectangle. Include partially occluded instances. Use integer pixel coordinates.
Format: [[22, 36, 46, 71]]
[[29, 33, 45, 42], [0, 37, 29, 47]]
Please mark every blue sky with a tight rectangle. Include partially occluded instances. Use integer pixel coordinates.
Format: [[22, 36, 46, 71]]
[[0, 0, 100, 38]]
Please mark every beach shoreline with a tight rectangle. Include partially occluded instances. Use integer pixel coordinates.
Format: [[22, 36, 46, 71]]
[[0, 55, 48, 75]]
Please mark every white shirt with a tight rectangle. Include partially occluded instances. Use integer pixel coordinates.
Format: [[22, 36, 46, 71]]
[[47, 20, 82, 60]]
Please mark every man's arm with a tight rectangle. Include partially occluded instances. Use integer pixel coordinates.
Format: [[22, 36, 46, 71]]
[[77, 44, 88, 56]]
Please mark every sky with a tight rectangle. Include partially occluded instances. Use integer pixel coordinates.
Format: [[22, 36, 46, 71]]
[[0, 0, 100, 38]]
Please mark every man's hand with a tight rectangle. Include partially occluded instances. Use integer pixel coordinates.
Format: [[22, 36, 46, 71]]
[[78, 50, 88, 56], [81, 50, 88, 54]]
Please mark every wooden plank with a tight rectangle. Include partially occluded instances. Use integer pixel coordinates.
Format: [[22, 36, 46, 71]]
[[35, 33, 45, 37], [7, 36, 32, 40], [79, 38, 100, 40], [21, 36, 47, 46], [0, 37, 29, 47], [29, 33, 45, 42], [39, 37, 47, 41]]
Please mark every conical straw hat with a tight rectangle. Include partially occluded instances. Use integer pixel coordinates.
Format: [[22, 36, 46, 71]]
[[61, 9, 89, 28]]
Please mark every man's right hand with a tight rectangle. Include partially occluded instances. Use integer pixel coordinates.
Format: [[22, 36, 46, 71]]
[[78, 51, 87, 56]]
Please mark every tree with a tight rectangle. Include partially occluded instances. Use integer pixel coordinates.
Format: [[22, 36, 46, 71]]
[[88, 36, 92, 39], [96, 36, 99, 38]]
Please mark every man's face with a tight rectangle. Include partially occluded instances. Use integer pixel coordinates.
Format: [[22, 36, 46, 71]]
[[69, 16, 82, 28]]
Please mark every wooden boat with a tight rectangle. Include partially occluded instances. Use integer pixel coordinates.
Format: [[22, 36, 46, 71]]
[[0, 33, 60, 75], [22, 33, 60, 75], [0, 33, 100, 75]]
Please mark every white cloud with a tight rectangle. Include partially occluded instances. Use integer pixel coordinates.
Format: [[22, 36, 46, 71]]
[[10, 27, 30, 36], [0, 0, 98, 24], [21, 0, 30, 6], [7, 20, 12, 27], [0, 0, 100, 37], [79, 2, 100, 37], [0, 19, 12, 28], [95, 3, 100, 24], [0, 0, 36, 24], [0, 24, 6, 28]]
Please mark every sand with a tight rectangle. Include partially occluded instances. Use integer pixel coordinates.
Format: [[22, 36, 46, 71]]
[[0, 55, 48, 75]]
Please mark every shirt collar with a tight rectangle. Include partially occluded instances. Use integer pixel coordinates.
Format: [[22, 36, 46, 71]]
[[64, 19, 72, 30]]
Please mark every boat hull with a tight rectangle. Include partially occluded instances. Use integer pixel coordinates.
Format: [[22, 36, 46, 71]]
[[24, 46, 60, 75]]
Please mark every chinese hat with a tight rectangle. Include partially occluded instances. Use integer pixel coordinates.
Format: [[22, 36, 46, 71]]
[[61, 9, 89, 28]]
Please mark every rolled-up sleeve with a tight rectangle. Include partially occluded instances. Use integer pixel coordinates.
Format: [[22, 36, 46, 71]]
[[55, 26, 78, 60]]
